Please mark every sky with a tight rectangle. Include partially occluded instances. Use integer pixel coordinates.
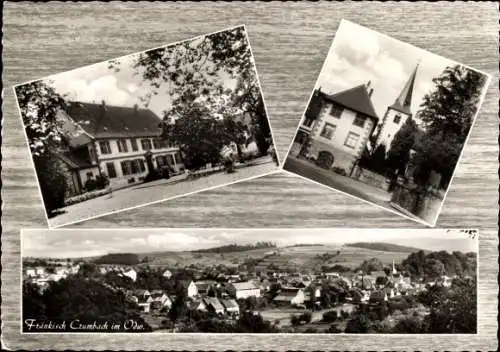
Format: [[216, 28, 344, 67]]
[[314, 19, 486, 121], [22, 228, 477, 259], [41, 30, 239, 119]]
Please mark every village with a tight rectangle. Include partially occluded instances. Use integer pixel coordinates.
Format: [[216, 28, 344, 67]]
[[23, 248, 468, 333]]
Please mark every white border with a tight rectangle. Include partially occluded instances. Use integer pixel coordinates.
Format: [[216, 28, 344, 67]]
[[279, 18, 493, 228], [12, 24, 281, 229], [19, 227, 480, 336]]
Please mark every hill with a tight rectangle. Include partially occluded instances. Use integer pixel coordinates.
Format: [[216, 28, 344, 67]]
[[344, 242, 423, 253], [93, 253, 140, 265]]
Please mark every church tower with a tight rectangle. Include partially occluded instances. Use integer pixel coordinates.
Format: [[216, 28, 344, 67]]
[[375, 63, 419, 150]]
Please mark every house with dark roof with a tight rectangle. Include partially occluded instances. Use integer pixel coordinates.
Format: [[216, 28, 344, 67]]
[[291, 82, 379, 174], [55, 100, 184, 195]]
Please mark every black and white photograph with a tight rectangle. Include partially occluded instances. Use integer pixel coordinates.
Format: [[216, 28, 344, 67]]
[[14, 25, 280, 228], [283, 19, 491, 226], [22, 228, 477, 334]]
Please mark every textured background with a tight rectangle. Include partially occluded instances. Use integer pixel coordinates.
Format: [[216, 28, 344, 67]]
[[1, 2, 498, 350]]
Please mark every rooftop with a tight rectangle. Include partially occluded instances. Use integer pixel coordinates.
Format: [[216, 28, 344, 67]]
[[322, 84, 379, 122], [63, 101, 163, 139]]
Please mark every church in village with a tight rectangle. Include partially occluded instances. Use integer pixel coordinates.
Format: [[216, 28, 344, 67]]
[[291, 63, 420, 176]]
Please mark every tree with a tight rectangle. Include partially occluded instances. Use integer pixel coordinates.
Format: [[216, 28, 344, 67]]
[[422, 278, 477, 333], [414, 65, 487, 187], [423, 258, 445, 279], [23, 277, 151, 332], [360, 143, 387, 174], [345, 313, 372, 333], [111, 26, 272, 164], [160, 107, 247, 170], [15, 80, 70, 215], [168, 288, 188, 325], [23, 282, 47, 322], [386, 118, 419, 175]]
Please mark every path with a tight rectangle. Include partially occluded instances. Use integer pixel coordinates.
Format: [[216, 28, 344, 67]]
[[49, 156, 278, 227], [283, 156, 392, 207]]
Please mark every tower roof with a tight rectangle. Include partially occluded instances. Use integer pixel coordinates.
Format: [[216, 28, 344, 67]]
[[389, 63, 419, 116], [324, 84, 379, 122]]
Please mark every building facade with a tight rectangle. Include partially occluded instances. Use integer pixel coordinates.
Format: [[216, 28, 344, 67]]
[[374, 64, 419, 150], [304, 84, 379, 174], [55, 101, 185, 195]]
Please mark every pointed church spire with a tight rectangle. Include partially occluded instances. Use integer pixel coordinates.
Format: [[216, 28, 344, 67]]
[[390, 62, 419, 116], [392, 259, 397, 275]]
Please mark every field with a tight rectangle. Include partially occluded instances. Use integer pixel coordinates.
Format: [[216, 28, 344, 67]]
[[118, 243, 417, 271]]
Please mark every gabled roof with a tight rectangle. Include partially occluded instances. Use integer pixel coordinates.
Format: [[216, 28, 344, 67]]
[[389, 64, 419, 116], [220, 299, 239, 310], [203, 297, 224, 311], [230, 281, 258, 291], [63, 101, 163, 139], [55, 151, 94, 170], [324, 84, 379, 122]]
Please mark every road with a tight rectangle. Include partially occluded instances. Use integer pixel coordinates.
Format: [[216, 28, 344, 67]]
[[283, 156, 392, 208], [49, 156, 279, 227], [259, 307, 337, 327]]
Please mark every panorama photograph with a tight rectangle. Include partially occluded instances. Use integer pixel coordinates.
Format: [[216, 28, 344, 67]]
[[22, 228, 477, 334], [14, 25, 280, 228]]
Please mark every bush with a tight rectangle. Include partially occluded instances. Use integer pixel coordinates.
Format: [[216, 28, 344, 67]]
[[64, 188, 109, 206], [35, 156, 67, 214], [340, 310, 349, 320], [95, 174, 110, 189], [327, 324, 342, 333], [332, 167, 347, 176], [322, 310, 338, 323], [290, 314, 300, 326]]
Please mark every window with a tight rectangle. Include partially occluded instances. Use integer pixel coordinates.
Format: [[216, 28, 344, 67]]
[[156, 156, 166, 167], [117, 139, 128, 153], [89, 147, 97, 163], [121, 159, 146, 176], [130, 139, 139, 152], [174, 152, 183, 164], [99, 141, 111, 154], [303, 117, 315, 127], [344, 132, 360, 149], [141, 139, 152, 151], [166, 154, 175, 166], [320, 123, 336, 140], [353, 113, 366, 128], [106, 162, 117, 178], [153, 138, 167, 149], [121, 161, 132, 176], [330, 104, 343, 118], [393, 114, 401, 124]]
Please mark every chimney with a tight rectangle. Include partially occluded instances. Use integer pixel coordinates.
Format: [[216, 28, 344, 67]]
[[101, 100, 106, 107], [366, 80, 372, 88], [368, 88, 374, 98]]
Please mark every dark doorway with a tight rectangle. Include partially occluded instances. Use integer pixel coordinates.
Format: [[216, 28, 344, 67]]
[[316, 151, 334, 169]]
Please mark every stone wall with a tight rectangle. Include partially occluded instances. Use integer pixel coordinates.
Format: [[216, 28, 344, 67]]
[[351, 165, 390, 191]]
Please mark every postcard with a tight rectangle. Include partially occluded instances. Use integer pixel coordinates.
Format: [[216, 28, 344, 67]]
[[13, 25, 280, 228], [282, 19, 491, 226]]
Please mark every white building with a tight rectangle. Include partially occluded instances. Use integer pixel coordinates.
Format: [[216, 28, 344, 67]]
[[162, 269, 173, 279], [294, 84, 379, 174], [228, 281, 261, 299], [374, 64, 419, 150], [55, 101, 185, 196], [121, 268, 137, 282]]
